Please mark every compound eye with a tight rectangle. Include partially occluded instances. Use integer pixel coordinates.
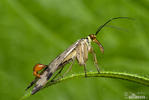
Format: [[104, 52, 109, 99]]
[[89, 34, 96, 40]]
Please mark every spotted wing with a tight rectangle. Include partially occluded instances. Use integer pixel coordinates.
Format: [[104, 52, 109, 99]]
[[27, 39, 82, 95]]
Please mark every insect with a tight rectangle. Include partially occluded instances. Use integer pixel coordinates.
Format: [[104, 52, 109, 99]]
[[26, 17, 130, 95]]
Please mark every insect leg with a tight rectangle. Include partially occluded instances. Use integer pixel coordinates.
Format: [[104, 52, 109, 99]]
[[91, 49, 100, 73], [61, 58, 75, 78], [50, 66, 64, 82], [83, 64, 87, 77]]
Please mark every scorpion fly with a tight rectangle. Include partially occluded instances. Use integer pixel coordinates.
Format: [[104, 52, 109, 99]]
[[26, 17, 130, 95]]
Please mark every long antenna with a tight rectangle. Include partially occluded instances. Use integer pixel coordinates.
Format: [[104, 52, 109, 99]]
[[95, 17, 133, 35]]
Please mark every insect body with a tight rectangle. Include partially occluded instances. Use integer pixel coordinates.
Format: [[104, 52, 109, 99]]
[[26, 17, 130, 95]]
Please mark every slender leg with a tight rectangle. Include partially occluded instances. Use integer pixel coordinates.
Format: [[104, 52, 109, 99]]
[[91, 49, 100, 73], [83, 64, 87, 77], [61, 59, 75, 78], [50, 66, 64, 82], [51, 59, 75, 81]]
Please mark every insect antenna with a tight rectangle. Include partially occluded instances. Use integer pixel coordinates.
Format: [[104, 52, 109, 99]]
[[95, 17, 133, 35]]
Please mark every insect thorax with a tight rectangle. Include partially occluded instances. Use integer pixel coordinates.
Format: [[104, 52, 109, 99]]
[[84, 36, 92, 52]]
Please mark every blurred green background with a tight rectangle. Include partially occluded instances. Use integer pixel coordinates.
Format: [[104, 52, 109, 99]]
[[0, 0, 149, 100]]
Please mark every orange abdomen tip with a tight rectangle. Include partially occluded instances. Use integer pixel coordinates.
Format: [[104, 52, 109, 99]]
[[33, 71, 40, 78], [33, 64, 46, 78]]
